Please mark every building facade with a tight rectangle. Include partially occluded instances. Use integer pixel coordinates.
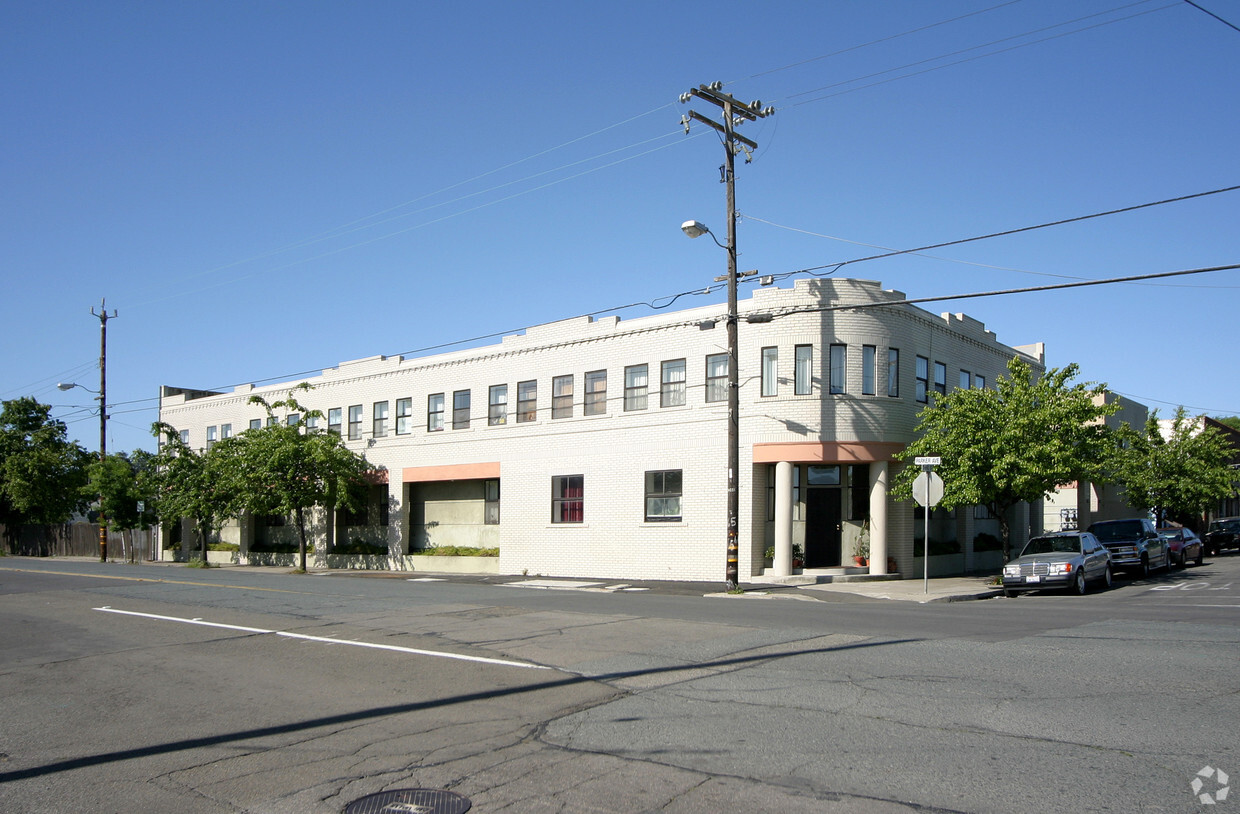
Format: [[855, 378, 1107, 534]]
[[158, 278, 1045, 581]]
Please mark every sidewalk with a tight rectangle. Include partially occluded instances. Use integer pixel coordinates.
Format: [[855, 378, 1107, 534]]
[[743, 571, 1004, 603]]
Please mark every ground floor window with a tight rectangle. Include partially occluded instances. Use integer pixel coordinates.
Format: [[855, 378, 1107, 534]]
[[485, 479, 500, 524], [552, 475, 583, 523], [644, 469, 682, 522]]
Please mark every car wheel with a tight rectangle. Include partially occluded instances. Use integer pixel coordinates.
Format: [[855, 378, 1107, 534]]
[[1004, 589, 1019, 598], [1139, 557, 1150, 579], [1195, 548, 1204, 567], [1072, 569, 1088, 595], [1103, 564, 1114, 589]]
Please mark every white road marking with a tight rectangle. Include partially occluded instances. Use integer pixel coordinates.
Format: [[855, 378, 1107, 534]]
[[93, 606, 548, 669]]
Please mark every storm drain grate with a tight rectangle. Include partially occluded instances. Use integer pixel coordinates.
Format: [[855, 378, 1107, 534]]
[[343, 788, 471, 814]]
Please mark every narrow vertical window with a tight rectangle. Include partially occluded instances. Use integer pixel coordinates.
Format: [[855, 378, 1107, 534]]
[[887, 348, 900, 398], [484, 479, 500, 524], [396, 398, 412, 435], [934, 361, 947, 396], [427, 394, 444, 432], [705, 354, 728, 403], [551, 475, 584, 523], [347, 405, 363, 440], [916, 356, 929, 403], [829, 344, 846, 395], [305, 415, 317, 430], [552, 375, 573, 419], [975, 374, 986, 390], [584, 370, 607, 416], [795, 345, 813, 395], [517, 380, 537, 422], [373, 401, 389, 438], [221, 423, 232, 439], [862, 345, 876, 396], [624, 364, 648, 411], [645, 470, 683, 522], [661, 359, 686, 407], [452, 390, 470, 429], [328, 408, 342, 435], [761, 347, 778, 397], [206, 426, 216, 449], [488, 385, 507, 426]]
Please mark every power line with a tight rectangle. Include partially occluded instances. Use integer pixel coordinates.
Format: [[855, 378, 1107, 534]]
[[1181, 0, 1240, 33]]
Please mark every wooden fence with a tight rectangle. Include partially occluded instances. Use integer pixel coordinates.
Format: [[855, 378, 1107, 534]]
[[1, 523, 156, 561]]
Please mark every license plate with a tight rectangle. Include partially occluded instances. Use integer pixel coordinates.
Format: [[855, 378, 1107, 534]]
[[1026, 575, 1041, 583]]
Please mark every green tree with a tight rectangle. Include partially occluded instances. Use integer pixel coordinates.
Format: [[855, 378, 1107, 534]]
[[893, 358, 1117, 561], [87, 450, 160, 556], [230, 386, 371, 572], [1111, 408, 1237, 528], [1214, 416, 1240, 432], [151, 423, 239, 563], [0, 397, 91, 551]]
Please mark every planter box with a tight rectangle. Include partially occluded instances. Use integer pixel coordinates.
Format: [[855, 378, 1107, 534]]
[[402, 555, 498, 575]]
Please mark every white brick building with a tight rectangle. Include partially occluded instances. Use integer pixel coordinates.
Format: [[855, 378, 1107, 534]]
[[158, 278, 1045, 581]]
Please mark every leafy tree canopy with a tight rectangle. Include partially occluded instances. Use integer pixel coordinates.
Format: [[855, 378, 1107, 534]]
[[1213, 415, 1240, 432], [0, 397, 90, 544], [893, 357, 1116, 559], [87, 450, 160, 532], [151, 422, 239, 561], [1111, 407, 1237, 527]]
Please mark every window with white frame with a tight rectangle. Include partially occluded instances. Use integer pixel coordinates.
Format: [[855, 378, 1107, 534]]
[[347, 405, 363, 440], [517, 380, 536, 422], [661, 359, 686, 407], [551, 475, 583, 523], [327, 408, 342, 435], [427, 394, 444, 432], [761, 347, 778, 397], [829, 344, 846, 395], [584, 370, 607, 416], [624, 364, 648, 411], [488, 385, 507, 426], [552, 375, 573, 419], [645, 470, 682, 522], [795, 344, 813, 395], [453, 390, 470, 429], [396, 398, 412, 434], [705, 354, 728, 403], [484, 479, 500, 524]]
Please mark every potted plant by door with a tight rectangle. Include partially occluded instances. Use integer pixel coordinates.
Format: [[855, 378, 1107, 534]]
[[792, 544, 804, 569], [852, 521, 870, 566]]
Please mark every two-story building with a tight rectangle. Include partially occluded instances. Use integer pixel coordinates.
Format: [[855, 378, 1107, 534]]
[[158, 278, 1045, 581]]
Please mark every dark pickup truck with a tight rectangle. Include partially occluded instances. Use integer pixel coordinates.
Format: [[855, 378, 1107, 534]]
[[1205, 517, 1240, 556]]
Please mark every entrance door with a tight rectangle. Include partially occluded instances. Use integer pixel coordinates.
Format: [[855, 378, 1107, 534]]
[[805, 487, 843, 567]]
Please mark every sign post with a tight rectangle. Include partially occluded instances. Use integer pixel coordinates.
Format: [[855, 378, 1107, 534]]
[[912, 457, 944, 594]]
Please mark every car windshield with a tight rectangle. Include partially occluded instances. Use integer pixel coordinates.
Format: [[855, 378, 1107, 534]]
[[1158, 530, 1181, 540], [1021, 536, 1080, 556], [1209, 520, 1240, 533], [1089, 521, 1144, 542]]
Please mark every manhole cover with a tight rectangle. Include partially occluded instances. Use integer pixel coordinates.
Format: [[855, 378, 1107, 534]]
[[343, 788, 471, 814]]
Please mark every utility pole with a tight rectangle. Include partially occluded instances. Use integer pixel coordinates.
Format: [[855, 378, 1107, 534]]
[[679, 83, 773, 590], [92, 299, 117, 562]]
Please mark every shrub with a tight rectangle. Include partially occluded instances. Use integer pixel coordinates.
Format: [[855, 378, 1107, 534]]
[[973, 532, 1003, 552], [413, 546, 498, 557]]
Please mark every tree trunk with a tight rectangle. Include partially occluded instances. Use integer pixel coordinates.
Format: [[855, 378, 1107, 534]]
[[997, 505, 1013, 563]]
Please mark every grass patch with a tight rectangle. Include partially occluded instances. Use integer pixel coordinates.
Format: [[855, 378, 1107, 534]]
[[412, 546, 498, 557]]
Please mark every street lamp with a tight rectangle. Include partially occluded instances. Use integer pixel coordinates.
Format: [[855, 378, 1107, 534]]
[[683, 218, 741, 590]]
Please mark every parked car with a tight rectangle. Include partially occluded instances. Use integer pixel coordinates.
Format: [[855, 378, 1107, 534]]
[[1086, 518, 1169, 577], [1001, 531, 1113, 597], [1204, 517, 1240, 556], [1158, 527, 1204, 567]]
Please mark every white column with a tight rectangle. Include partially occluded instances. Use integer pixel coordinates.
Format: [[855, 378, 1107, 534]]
[[869, 461, 889, 575], [774, 461, 794, 575]]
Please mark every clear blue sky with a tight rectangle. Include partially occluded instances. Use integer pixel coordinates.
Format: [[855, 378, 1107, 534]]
[[3, 0, 1238, 455]]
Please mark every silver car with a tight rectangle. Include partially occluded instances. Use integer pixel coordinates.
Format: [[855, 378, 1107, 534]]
[[1001, 531, 1113, 597]]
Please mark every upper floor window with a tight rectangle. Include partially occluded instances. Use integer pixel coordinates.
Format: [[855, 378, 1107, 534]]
[[705, 354, 728, 403], [327, 408, 342, 435], [761, 347, 778, 397], [206, 426, 217, 449], [624, 364, 648, 411], [661, 359, 686, 407], [584, 370, 607, 416], [862, 345, 876, 396], [517, 380, 537, 423], [179, 429, 190, 445], [934, 361, 947, 396], [829, 344, 846, 395], [488, 385, 507, 426], [221, 423, 232, 439], [427, 393, 444, 432], [396, 398, 412, 435], [975, 374, 987, 390], [887, 349, 900, 398], [795, 345, 813, 396], [304, 415, 317, 430], [916, 356, 929, 403], [453, 390, 470, 429], [552, 375, 573, 419], [250, 419, 262, 431], [960, 370, 971, 390], [373, 401, 388, 438], [347, 405, 363, 440]]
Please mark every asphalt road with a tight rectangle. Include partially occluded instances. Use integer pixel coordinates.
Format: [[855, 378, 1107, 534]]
[[0, 555, 1236, 813]]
